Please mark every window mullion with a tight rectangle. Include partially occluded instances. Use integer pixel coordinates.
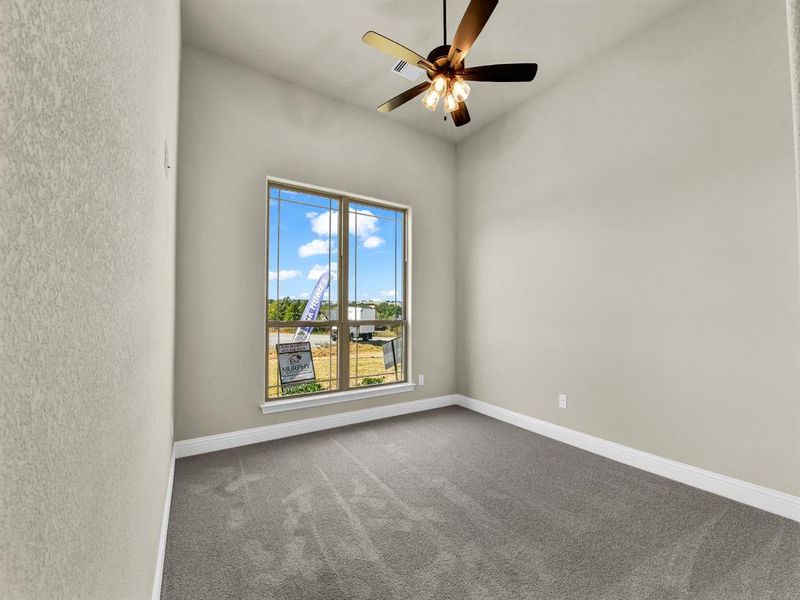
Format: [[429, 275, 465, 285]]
[[339, 196, 350, 391]]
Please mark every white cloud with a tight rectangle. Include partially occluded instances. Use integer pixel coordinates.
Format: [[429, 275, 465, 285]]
[[363, 235, 384, 249], [350, 210, 379, 239], [268, 270, 302, 281], [298, 238, 332, 258], [379, 290, 396, 298], [307, 262, 338, 281], [306, 209, 380, 244], [299, 292, 309, 298], [309, 211, 336, 237]]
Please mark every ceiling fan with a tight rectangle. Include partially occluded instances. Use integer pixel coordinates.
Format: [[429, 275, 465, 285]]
[[362, 0, 538, 128]]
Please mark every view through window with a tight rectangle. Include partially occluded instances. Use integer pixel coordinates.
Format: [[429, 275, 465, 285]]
[[267, 182, 407, 400]]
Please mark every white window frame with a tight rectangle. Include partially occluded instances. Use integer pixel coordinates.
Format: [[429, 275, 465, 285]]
[[261, 176, 414, 414]]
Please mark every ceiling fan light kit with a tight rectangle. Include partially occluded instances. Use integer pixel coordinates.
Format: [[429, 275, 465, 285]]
[[362, 0, 538, 128], [421, 88, 440, 111], [422, 71, 469, 114], [452, 78, 471, 102], [443, 89, 459, 113]]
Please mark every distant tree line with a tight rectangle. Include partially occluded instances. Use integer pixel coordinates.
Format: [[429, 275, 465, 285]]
[[268, 297, 306, 322], [355, 301, 403, 321], [268, 298, 402, 323]]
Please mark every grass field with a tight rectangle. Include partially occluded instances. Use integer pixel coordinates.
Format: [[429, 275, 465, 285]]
[[266, 337, 403, 399]]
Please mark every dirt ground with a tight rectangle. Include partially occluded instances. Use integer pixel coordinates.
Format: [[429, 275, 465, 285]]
[[267, 338, 404, 399]]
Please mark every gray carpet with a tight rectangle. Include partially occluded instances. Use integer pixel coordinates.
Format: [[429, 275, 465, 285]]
[[161, 406, 800, 599]]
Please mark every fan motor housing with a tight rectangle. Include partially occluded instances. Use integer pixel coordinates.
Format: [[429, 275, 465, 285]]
[[426, 44, 462, 78]]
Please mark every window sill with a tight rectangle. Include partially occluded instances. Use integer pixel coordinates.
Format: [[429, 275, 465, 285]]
[[260, 382, 417, 415]]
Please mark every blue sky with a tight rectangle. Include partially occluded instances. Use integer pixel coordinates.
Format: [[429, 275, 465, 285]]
[[268, 188, 404, 305]]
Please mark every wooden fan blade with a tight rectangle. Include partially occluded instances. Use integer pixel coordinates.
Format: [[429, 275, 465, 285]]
[[451, 102, 471, 127], [377, 82, 431, 113], [447, 0, 498, 67], [362, 31, 435, 72], [460, 63, 538, 82]]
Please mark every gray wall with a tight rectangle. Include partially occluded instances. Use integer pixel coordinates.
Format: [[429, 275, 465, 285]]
[[174, 46, 456, 440], [790, 0, 800, 202], [456, 0, 800, 495], [1, 1, 180, 598]]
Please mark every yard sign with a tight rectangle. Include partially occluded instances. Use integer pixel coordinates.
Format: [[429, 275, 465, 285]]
[[382, 337, 403, 373], [277, 342, 315, 386]]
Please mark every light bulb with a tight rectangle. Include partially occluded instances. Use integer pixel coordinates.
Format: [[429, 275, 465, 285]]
[[421, 87, 440, 111], [431, 75, 448, 96], [452, 78, 470, 103], [443, 92, 458, 113]]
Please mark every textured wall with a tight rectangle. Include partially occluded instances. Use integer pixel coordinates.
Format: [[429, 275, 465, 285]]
[[1, 1, 180, 598], [174, 46, 456, 440], [456, 0, 800, 495], [790, 0, 800, 203]]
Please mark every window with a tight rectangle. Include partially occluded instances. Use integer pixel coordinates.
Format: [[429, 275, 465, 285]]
[[266, 180, 408, 403]]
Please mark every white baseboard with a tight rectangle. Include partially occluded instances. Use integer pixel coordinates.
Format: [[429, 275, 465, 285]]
[[456, 395, 800, 522], [151, 446, 176, 600], [174, 394, 459, 458], [167, 392, 799, 522]]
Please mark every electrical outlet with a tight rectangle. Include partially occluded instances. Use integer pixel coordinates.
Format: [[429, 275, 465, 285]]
[[418, 374, 425, 386], [558, 393, 568, 409]]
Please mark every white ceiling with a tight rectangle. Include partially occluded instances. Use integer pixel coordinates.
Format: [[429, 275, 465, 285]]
[[182, 0, 686, 142]]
